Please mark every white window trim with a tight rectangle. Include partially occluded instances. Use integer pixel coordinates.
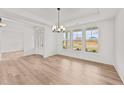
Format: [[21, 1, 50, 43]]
[[62, 27, 99, 54]]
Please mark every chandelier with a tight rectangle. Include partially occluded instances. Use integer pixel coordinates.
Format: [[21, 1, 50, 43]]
[[52, 8, 66, 32], [0, 18, 7, 27]]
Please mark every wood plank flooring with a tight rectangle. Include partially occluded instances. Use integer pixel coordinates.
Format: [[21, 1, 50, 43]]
[[0, 52, 123, 85]]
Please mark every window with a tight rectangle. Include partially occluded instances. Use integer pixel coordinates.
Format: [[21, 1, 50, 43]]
[[63, 32, 67, 49], [63, 27, 99, 53], [85, 27, 99, 53], [67, 32, 71, 48], [63, 32, 71, 49], [72, 31, 82, 51]]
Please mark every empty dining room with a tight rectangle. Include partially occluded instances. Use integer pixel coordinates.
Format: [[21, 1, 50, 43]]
[[0, 8, 123, 85]]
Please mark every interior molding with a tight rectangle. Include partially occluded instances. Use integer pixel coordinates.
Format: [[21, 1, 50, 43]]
[[61, 8, 100, 24], [0, 9, 51, 27], [66, 17, 115, 30]]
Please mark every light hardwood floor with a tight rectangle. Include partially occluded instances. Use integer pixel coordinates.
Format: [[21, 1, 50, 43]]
[[0, 51, 123, 85]]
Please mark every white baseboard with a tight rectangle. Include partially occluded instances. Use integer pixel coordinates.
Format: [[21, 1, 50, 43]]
[[1, 49, 24, 53], [114, 64, 124, 84], [43, 52, 57, 58], [24, 49, 35, 56], [58, 52, 112, 65]]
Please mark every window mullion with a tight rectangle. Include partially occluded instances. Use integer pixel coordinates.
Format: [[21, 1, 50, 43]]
[[82, 30, 85, 52], [66, 32, 68, 48], [70, 31, 73, 49]]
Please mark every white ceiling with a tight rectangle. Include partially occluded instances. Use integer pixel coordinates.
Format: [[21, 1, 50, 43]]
[[0, 8, 119, 28], [23, 8, 99, 23]]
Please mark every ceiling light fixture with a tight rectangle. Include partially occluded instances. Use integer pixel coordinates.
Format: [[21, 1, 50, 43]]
[[52, 8, 65, 33], [0, 18, 7, 27]]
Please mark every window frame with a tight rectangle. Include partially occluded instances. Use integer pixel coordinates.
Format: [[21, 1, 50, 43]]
[[72, 31, 83, 51], [63, 31, 71, 49], [62, 26, 99, 53], [63, 32, 67, 49], [85, 27, 99, 53]]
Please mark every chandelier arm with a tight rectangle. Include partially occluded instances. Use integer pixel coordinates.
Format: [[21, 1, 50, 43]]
[[52, 8, 65, 33], [58, 8, 60, 27]]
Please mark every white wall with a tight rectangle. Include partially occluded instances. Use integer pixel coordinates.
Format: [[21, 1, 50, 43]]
[[0, 21, 25, 53], [34, 26, 44, 55], [0, 20, 35, 55], [43, 26, 57, 57], [1, 31, 24, 53], [23, 29, 35, 55], [0, 31, 2, 58], [0, 19, 55, 57], [56, 18, 115, 65], [23, 25, 57, 57], [115, 9, 124, 83]]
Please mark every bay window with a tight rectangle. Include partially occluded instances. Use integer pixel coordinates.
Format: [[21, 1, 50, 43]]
[[63, 27, 99, 53]]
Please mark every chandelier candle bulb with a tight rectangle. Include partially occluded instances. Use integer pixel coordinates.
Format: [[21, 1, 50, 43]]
[[52, 8, 66, 33]]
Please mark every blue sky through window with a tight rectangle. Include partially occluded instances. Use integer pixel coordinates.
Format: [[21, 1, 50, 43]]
[[73, 31, 82, 40], [86, 29, 98, 39], [64, 29, 98, 40]]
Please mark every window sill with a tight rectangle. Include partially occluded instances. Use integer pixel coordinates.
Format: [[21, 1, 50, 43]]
[[62, 48, 100, 55]]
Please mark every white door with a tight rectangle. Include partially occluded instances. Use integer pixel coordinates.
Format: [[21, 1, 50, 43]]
[[34, 28, 44, 55]]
